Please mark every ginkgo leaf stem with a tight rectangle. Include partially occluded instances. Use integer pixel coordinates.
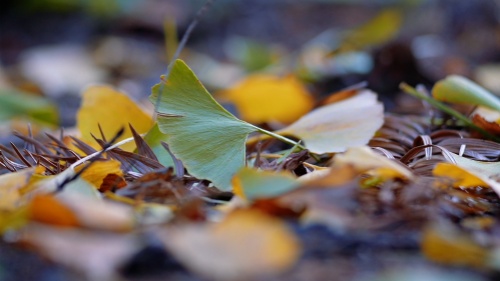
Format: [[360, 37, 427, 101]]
[[251, 126, 306, 150], [400, 82, 500, 142]]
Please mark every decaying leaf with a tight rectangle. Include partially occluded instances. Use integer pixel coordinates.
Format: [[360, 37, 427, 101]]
[[432, 75, 500, 111], [217, 74, 314, 124], [77, 85, 153, 152], [232, 167, 300, 201], [162, 209, 300, 280], [277, 90, 384, 153]]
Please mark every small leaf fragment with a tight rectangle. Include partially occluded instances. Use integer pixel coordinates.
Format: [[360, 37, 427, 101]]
[[74, 159, 123, 189]]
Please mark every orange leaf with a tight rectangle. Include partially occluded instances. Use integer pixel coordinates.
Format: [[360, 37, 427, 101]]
[[29, 195, 79, 227], [77, 85, 153, 151], [218, 74, 314, 124]]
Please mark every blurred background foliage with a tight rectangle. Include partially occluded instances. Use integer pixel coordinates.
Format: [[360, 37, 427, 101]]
[[0, 0, 499, 127]]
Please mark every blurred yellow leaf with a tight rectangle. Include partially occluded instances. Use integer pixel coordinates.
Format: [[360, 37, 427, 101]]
[[163, 209, 300, 280], [218, 74, 314, 124], [277, 90, 384, 153], [74, 159, 123, 189], [433, 163, 489, 188], [77, 85, 153, 151], [421, 224, 489, 268]]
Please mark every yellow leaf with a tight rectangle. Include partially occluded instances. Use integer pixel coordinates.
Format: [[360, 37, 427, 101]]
[[433, 162, 489, 188], [218, 74, 314, 124], [74, 159, 123, 189], [77, 85, 153, 152], [163, 209, 300, 280]]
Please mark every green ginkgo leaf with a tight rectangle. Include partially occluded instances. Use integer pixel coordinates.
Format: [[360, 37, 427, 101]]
[[432, 75, 500, 111], [149, 60, 261, 191]]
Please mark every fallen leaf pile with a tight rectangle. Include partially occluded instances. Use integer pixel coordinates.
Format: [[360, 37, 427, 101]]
[[1, 58, 500, 281]]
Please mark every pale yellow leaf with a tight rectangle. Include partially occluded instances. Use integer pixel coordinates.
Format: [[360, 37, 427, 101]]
[[277, 90, 384, 153]]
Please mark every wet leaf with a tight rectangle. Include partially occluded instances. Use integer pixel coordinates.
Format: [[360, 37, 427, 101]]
[[277, 90, 384, 153], [217, 74, 314, 124], [232, 167, 299, 201], [77, 85, 153, 152], [162, 209, 300, 280], [432, 75, 500, 111], [149, 60, 260, 190]]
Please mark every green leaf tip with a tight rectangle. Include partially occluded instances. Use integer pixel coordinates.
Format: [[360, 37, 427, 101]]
[[149, 59, 258, 191], [432, 75, 500, 112]]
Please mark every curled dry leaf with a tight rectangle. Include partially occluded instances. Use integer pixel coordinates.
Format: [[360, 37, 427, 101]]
[[77, 85, 153, 152], [277, 90, 384, 154], [217, 74, 314, 124], [161, 209, 300, 281]]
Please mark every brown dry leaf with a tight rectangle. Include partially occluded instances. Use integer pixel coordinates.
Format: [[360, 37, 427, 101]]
[[20, 224, 137, 280], [162, 209, 300, 280], [421, 224, 489, 268], [217, 74, 314, 124], [333, 146, 414, 180], [77, 85, 153, 152], [298, 165, 357, 186], [74, 159, 123, 189], [277, 90, 384, 153]]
